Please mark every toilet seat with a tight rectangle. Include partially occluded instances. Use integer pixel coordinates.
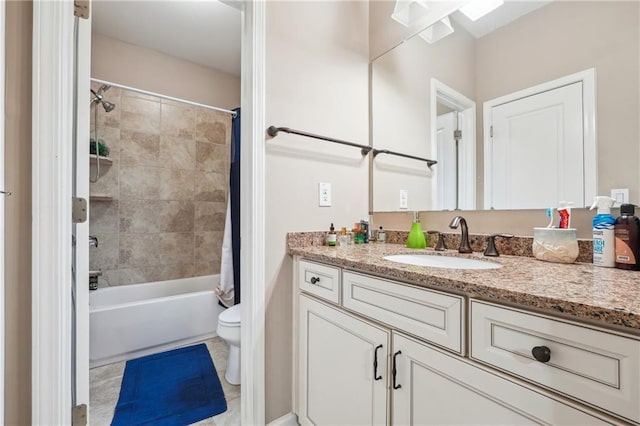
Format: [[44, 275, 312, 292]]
[[218, 303, 241, 327]]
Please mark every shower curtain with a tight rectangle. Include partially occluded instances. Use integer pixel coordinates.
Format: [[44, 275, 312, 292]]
[[217, 108, 241, 307]]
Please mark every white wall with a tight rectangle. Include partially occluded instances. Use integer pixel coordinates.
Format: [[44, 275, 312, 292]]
[[264, 1, 369, 421], [92, 33, 240, 109]]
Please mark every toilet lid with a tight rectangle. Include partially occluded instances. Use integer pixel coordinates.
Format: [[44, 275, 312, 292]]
[[219, 303, 241, 325]]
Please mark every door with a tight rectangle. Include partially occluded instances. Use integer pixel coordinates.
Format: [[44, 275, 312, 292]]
[[298, 295, 389, 425], [436, 112, 456, 210], [486, 82, 583, 209], [0, 2, 5, 421], [391, 332, 609, 425]]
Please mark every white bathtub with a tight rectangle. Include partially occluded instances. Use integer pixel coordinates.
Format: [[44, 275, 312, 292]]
[[89, 275, 224, 368]]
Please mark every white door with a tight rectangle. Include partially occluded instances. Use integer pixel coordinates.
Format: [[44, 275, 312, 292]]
[[486, 82, 583, 210], [391, 332, 609, 425], [436, 112, 456, 210], [298, 295, 389, 425]]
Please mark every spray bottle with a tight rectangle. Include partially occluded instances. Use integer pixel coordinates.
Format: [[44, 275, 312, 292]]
[[590, 196, 616, 267]]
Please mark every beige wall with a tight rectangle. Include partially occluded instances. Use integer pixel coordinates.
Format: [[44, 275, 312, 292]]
[[89, 84, 231, 287], [372, 19, 476, 211], [265, 1, 369, 421], [5, 1, 32, 423], [92, 33, 241, 110]]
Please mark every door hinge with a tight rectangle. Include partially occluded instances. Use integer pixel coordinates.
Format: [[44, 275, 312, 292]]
[[72, 404, 87, 426], [490, 125, 493, 138], [453, 130, 462, 141], [74, 0, 90, 19], [72, 197, 88, 223]]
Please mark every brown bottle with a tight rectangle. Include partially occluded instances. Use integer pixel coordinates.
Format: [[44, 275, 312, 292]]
[[614, 204, 640, 270]]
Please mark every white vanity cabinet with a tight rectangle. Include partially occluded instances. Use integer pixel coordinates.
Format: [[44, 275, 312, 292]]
[[392, 332, 610, 425], [298, 294, 389, 425], [293, 257, 631, 425]]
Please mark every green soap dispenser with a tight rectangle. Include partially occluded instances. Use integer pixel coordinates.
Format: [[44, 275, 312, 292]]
[[406, 211, 427, 249]]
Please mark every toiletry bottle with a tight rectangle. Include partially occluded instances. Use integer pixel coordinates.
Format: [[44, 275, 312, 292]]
[[360, 219, 370, 243], [378, 226, 387, 243], [614, 204, 640, 270], [590, 196, 616, 267], [327, 223, 337, 247], [406, 211, 427, 249]]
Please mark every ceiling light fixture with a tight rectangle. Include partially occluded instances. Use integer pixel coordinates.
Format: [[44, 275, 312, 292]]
[[391, 0, 431, 27], [418, 16, 454, 44], [459, 0, 504, 21]]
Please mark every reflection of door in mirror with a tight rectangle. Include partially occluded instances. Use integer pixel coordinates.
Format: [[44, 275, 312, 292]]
[[431, 79, 476, 211], [483, 69, 596, 210]]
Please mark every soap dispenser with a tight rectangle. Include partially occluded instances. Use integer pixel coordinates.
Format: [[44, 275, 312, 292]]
[[406, 211, 427, 249]]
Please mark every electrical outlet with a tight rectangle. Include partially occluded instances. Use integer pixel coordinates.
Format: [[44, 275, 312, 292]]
[[399, 190, 408, 209], [319, 182, 331, 207], [611, 188, 629, 207]]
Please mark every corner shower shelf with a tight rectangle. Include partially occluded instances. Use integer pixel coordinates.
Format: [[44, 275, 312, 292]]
[[89, 154, 113, 165], [89, 194, 114, 201]]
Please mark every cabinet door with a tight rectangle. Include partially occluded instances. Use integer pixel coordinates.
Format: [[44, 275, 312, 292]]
[[299, 295, 389, 426], [391, 333, 611, 425]]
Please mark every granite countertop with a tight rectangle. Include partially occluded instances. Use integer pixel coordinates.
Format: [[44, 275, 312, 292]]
[[288, 240, 640, 335]]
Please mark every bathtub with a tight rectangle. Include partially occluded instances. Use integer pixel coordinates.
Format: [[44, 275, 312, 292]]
[[89, 275, 224, 368]]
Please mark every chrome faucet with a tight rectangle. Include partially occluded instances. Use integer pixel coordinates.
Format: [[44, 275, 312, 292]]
[[448, 216, 472, 253]]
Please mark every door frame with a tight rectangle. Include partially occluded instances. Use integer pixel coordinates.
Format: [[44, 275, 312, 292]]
[[0, 0, 5, 423], [31, 1, 266, 424], [482, 68, 597, 209]]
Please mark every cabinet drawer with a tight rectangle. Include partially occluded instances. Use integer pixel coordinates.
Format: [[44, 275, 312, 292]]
[[342, 271, 464, 354], [298, 260, 341, 304], [470, 300, 640, 423]]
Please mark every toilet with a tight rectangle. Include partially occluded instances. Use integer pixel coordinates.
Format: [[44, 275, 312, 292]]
[[217, 303, 241, 385]]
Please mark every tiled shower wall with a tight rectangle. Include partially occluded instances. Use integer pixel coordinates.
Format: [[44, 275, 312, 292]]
[[89, 83, 232, 286]]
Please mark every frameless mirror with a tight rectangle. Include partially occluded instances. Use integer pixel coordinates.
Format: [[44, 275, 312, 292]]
[[371, 0, 639, 212]]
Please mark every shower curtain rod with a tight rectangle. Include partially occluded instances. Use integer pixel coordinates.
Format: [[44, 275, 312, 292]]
[[90, 78, 237, 117]]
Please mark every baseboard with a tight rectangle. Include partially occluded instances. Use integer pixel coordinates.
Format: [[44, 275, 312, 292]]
[[267, 412, 299, 426]]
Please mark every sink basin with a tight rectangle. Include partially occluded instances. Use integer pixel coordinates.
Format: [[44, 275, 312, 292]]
[[383, 254, 502, 270]]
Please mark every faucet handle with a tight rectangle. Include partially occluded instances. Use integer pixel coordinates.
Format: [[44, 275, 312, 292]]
[[484, 234, 514, 257], [427, 230, 447, 251]]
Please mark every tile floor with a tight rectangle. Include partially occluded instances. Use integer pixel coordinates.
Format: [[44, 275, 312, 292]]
[[90, 337, 240, 425]]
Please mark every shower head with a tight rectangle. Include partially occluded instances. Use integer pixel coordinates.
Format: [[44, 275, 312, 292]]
[[91, 84, 116, 112], [102, 101, 116, 112]]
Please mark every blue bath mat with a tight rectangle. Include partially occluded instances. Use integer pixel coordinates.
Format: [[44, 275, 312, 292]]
[[111, 343, 227, 426]]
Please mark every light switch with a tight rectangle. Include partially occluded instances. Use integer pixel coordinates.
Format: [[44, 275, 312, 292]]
[[399, 190, 408, 209], [611, 188, 629, 207]]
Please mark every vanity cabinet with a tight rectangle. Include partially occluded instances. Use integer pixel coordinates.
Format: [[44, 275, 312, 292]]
[[294, 257, 632, 425], [392, 332, 609, 425], [298, 294, 389, 425]]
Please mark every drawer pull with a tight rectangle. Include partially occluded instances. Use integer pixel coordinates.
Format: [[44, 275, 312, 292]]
[[373, 344, 383, 381], [310, 276, 321, 284], [532, 345, 551, 363], [393, 350, 402, 389]]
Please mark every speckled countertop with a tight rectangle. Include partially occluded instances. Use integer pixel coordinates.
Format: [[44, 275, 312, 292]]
[[288, 236, 640, 335]]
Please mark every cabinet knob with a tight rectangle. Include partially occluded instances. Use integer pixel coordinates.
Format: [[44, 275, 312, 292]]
[[531, 346, 551, 363], [310, 276, 320, 284]]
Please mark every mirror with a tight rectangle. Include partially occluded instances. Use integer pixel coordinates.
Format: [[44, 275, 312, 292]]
[[371, 0, 639, 211]]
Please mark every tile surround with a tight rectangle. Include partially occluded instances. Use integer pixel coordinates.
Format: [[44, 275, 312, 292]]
[[89, 83, 231, 287]]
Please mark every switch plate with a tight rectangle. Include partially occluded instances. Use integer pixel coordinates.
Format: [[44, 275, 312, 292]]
[[611, 188, 629, 207], [319, 182, 331, 207], [399, 190, 408, 209]]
